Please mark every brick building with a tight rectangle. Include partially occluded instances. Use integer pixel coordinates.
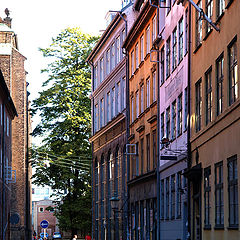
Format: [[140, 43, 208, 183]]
[[0, 14, 32, 240]]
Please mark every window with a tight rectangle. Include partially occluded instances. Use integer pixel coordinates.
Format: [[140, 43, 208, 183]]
[[166, 37, 171, 78], [166, 177, 170, 219], [117, 82, 121, 113], [100, 98, 104, 128], [216, 54, 224, 116], [177, 172, 182, 218], [215, 162, 224, 227], [39, 207, 44, 212], [135, 43, 139, 68], [228, 155, 238, 227], [196, 0, 202, 47], [140, 35, 144, 62], [111, 43, 115, 70], [160, 47, 165, 84], [131, 145, 136, 178], [171, 101, 176, 140], [136, 142, 139, 176], [106, 49, 110, 75], [7, 116, 9, 136], [94, 64, 98, 90], [100, 57, 104, 83], [177, 94, 182, 136], [195, 79, 202, 132], [206, 0, 213, 34], [107, 92, 111, 122], [131, 96, 134, 123], [179, 17, 184, 62], [122, 77, 126, 109], [172, 28, 177, 70], [136, 91, 139, 117], [161, 112, 165, 143], [140, 85, 144, 113], [146, 25, 150, 54], [185, 8, 188, 54], [95, 103, 99, 132], [161, 180, 165, 219], [109, 153, 114, 199], [95, 160, 99, 203], [116, 36, 120, 64], [146, 134, 150, 172], [152, 15, 157, 42], [122, 28, 126, 43], [131, 50, 134, 75], [166, 107, 170, 139], [205, 68, 212, 125], [146, 77, 150, 108], [228, 38, 238, 105], [184, 87, 188, 131], [204, 167, 211, 228], [112, 87, 115, 118], [171, 175, 176, 219], [140, 138, 144, 174], [217, 0, 225, 17], [152, 71, 156, 102], [152, 130, 157, 169], [167, 0, 172, 14]]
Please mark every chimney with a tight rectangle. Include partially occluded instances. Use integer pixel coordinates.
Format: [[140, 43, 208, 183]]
[[4, 8, 12, 28]]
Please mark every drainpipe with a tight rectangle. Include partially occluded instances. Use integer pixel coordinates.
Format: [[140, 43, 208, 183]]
[[187, 2, 192, 239], [156, 5, 161, 240], [2, 103, 5, 240]]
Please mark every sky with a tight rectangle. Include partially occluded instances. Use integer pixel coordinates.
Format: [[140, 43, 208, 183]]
[[0, 0, 121, 141]]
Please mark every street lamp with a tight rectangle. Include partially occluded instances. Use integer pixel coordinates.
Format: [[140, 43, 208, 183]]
[[110, 196, 119, 240]]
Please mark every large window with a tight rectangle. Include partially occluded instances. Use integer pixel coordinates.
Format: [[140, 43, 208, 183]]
[[131, 96, 134, 123], [140, 138, 144, 174], [166, 177, 170, 219], [116, 36, 121, 64], [206, 0, 213, 34], [146, 134, 150, 172], [184, 87, 188, 131], [161, 112, 165, 143], [94, 64, 98, 90], [122, 77, 126, 109], [95, 103, 99, 132], [112, 87, 115, 118], [204, 167, 211, 228], [146, 25, 150, 54], [216, 55, 224, 116], [140, 35, 144, 62], [140, 85, 144, 113], [205, 68, 212, 125], [131, 50, 134, 75], [217, 0, 225, 17], [152, 130, 157, 169], [215, 162, 224, 227], [106, 49, 110, 75], [185, 8, 188, 54], [100, 57, 104, 83], [171, 175, 176, 219], [152, 71, 156, 102], [177, 172, 182, 218], [117, 82, 121, 114], [179, 17, 184, 62], [171, 101, 176, 140], [136, 90, 139, 117], [166, 107, 170, 139], [111, 43, 115, 70], [136, 142, 139, 176], [135, 43, 139, 68], [160, 47, 165, 84], [228, 38, 238, 105], [161, 180, 165, 219], [177, 94, 182, 136], [166, 37, 171, 78], [172, 28, 177, 70], [107, 92, 111, 122], [228, 155, 238, 227], [100, 98, 104, 128], [146, 77, 150, 108], [196, 0, 202, 47], [152, 15, 157, 42], [195, 79, 202, 132]]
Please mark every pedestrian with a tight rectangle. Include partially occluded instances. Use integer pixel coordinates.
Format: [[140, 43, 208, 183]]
[[72, 235, 77, 240]]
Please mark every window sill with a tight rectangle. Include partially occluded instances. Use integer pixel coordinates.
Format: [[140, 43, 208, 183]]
[[214, 225, 224, 230], [216, 12, 225, 23], [139, 60, 144, 69], [144, 53, 150, 61], [134, 67, 139, 75], [204, 225, 211, 230], [228, 225, 239, 230], [226, 0, 234, 9], [193, 43, 202, 54]]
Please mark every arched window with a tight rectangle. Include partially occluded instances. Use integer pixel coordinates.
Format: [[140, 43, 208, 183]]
[[115, 146, 120, 197]]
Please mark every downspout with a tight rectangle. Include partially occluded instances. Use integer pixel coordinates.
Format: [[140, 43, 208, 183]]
[[2, 103, 5, 240], [156, 5, 161, 240], [187, 2, 192, 239]]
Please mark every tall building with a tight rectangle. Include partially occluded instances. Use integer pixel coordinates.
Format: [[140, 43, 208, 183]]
[[0, 13, 32, 240], [123, 1, 158, 239], [87, 1, 137, 239], [184, 0, 240, 239]]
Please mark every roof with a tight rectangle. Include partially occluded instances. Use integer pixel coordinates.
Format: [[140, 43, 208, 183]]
[[0, 23, 14, 32], [86, 13, 126, 63]]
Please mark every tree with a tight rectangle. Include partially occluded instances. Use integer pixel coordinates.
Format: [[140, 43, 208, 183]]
[[31, 27, 98, 236]]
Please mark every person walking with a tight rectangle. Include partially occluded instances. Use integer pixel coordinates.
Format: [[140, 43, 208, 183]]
[[72, 235, 77, 240]]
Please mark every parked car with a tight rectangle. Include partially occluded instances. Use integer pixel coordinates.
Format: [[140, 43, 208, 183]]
[[52, 232, 62, 239]]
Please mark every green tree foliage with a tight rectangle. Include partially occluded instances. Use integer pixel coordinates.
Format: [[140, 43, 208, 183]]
[[31, 27, 98, 236]]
